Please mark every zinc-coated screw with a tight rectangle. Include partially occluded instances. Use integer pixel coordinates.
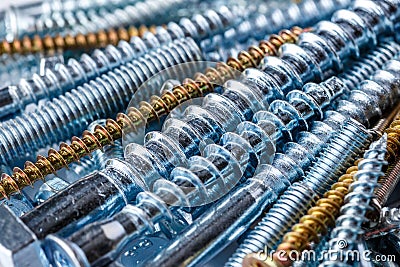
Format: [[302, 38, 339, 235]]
[[227, 58, 400, 266], [0, 6, 237, 120], [318, 136, 388, 267], [0, 28, 303, 198], [0, 0, 191, 40], [0, 37, 203, 166], [38, 36, 400, 267], [15, 30, 300, 239]]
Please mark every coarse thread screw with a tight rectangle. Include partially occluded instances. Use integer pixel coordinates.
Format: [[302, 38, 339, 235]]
[[0, 28, 303, 199], [135, 41, 400, 267], [10, 0, 400, 239], [319, 135, 388, 267], [227, 56, 400, 266]]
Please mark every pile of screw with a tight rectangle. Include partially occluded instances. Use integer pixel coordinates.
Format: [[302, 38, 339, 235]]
[[0, 0, 400, 267]]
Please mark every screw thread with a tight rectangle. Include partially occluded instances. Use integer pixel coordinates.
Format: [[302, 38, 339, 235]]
[[228, 119, 372, 267], [375, 110, 400, 205], [88, 120, 124, 169], [0, 38, 203, 198], [0, 6, 235, 119], [152, 46, 400, 267], [0, 28, 301, 199], [13, 0, 190, 38], [251, 159, 361, 267], [0, 25, 156, 56], [319, 135, 388, 267]]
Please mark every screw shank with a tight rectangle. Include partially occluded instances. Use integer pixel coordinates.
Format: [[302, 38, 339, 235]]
[[21, 171, 128, 239]]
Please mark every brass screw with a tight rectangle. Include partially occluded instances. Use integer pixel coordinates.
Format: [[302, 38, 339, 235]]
[[0, 27, 306, 199], [375, 108, 400, 207], [0, 25, 158, 55], [243, 160, 362, 267]]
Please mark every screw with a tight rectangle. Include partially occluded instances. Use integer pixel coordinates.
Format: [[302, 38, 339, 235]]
[[318, 135, 388, 267], [0, 25, 157, 56], [32, 119, 124, 204], [251, 159, 362, 267], [40, 40, 400, 267], [4, 0, 398, 245], [0, 0, 191, 40], [227, 58, 400, 266], [0, 28, 303, 198], [0, 6, 238, 120], [13, 30, 300, 239]]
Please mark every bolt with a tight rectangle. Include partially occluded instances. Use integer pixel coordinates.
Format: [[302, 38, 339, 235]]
[[0, 205, 49, 267]]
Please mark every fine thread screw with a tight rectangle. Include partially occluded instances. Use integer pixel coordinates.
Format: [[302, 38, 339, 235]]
[[319, 136, 388, 267], [2, 0, 190, 39], [0, 28, 303, 199], [0, 25, 157, 55], [0, 6, 237, 119]]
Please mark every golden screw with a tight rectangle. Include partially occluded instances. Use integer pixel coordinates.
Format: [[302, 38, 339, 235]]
[[0, 25, 157, 55]]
